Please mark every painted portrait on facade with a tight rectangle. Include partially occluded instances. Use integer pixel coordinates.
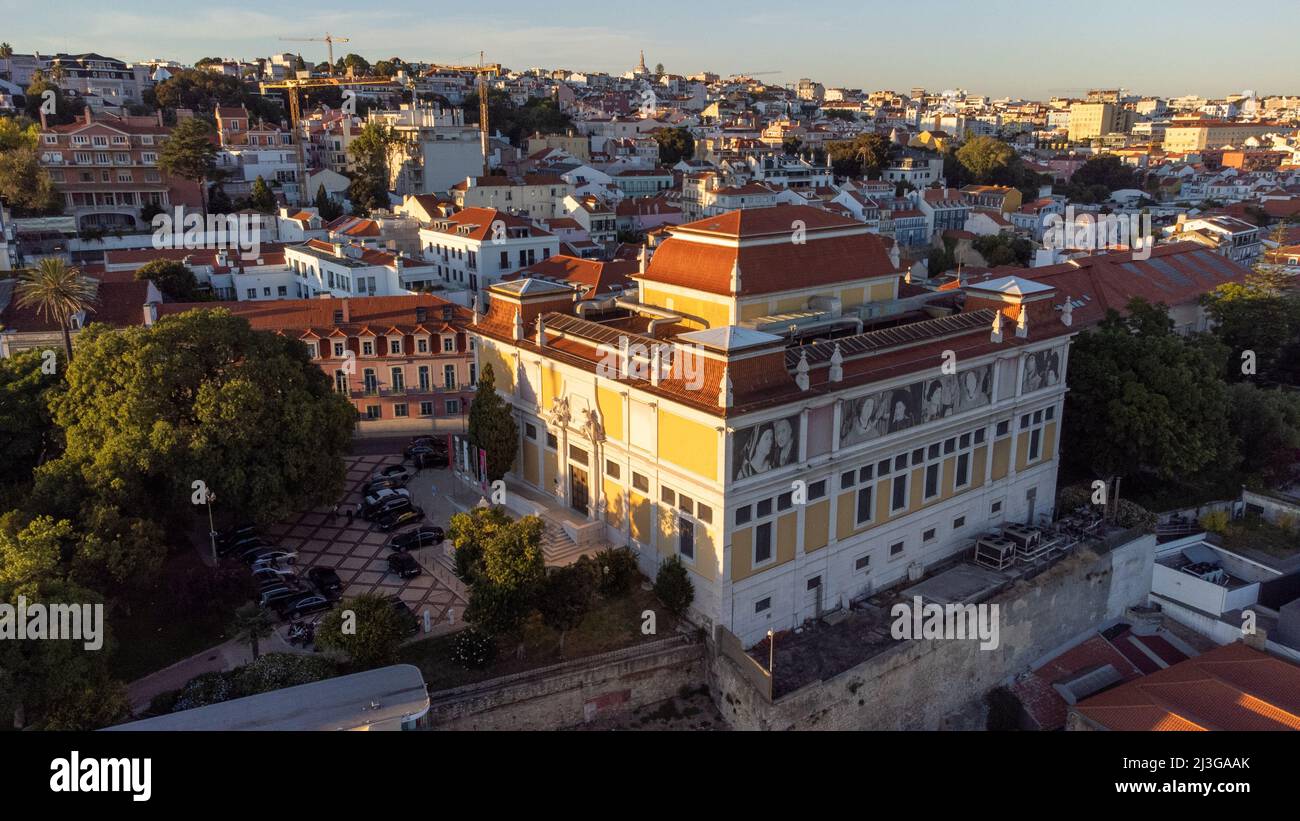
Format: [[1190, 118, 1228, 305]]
[[1021, 349, 1062, 393], [733, 414, 801, 481], [838, 365, 992, 448]]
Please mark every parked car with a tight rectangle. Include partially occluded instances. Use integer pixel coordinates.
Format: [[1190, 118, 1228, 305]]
[[259, 583, 307, 609], [411, 449, 448, 469], [405, 437, 448, 459], [376, 506, 424, 532], [364, 477, 406, 495], [243, 548, 298, 566], [276, 592, 334, 620], [387, 526, 445, 552], [233, 540, 280, 562], [214, 525, 258, 552], [370, 464, 415, 485], [306, 566, 343, 598], [221, 535, 273, 558], [251, 566, 296, 584], [360, 487, 411, 518], [387, 552, 422, 579], [386, 595, 421, 636]]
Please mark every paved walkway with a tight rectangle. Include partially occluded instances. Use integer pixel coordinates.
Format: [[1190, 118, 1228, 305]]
[[125, 632, 297, 712]]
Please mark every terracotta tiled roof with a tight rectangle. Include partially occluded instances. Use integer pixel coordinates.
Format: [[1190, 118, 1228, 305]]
[[505, 255, 638, 298], [1074, 642, 1300, 731], [155, 294, 470, 337], [0, 278, 151, 332]]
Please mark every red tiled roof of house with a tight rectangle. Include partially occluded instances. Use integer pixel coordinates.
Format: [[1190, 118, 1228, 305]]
[[1074, 642, 1300, 731], [155, 294, 470, 336], [640, 209, 898, 298], [0, 278, 152, 332], [505, 254, 638, 298], [422, 207, 550, 241]]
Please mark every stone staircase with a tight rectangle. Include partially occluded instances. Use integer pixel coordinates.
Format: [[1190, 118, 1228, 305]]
[[540, 517, 592, 566]]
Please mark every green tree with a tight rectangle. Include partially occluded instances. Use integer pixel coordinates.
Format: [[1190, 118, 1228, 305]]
[[466, 363, 519, 482], [157, 117, 218, 216], [15, 257, 97, 363], [0, 511, 71, 589], [653, 126, 695, 164], [972, 233, 1034, 267], [0, 115, 39, 151], [1062, 299, 1232, 482], [134, 258, 203, 301], [537, 562, 595, 657], [248, 175, 277, 213], [315, 593, 408, 669], [0, 144, 63, 215], [462, 90, 574, 146], [70, 505, 167, 603], [36, 309, 356, 526], [0, 349, 60, 478], [481, 514, 545, 590], [653, 555, 694, 618], [228, 603, 275, 660], [955, 136, 1019, 185], [149, 69, 283, 123], [826, 133, 892, 179], [1226, 383, 1300, 485], [447, 505, 512, 583], [345, 122, 397, 215], [314, 183, 342, 221], [23, 71, 85, 125]]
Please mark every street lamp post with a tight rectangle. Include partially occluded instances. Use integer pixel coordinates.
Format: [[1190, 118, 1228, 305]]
[[205, 490, 218, 564], [767, 629, 775, 674]]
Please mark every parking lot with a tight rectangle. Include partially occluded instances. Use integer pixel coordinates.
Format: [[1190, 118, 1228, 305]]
[[263, 452, 467, 636]]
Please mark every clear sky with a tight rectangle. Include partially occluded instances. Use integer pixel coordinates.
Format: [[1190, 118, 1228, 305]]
[[2, 0, 1295, 100]]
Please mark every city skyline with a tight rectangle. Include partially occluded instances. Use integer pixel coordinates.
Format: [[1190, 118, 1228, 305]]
[[2, 0, 1296, 100]]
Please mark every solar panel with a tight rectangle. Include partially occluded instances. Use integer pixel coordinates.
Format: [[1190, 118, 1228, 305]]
[[788, 309, 999, 368]]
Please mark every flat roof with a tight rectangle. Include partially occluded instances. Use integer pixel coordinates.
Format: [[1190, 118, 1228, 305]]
[[107, 664, 429, 731]]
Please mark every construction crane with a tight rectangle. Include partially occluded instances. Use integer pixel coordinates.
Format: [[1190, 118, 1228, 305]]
[[279, 32, 351, 75], [262, 75, 409, 205], [424, 53, 501, 176]]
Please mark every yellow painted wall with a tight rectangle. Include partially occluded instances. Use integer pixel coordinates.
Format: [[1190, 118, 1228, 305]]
[[774, 296, 805, 313], [641, 287, 730, 330], [840, 286, 865, 309], [972, 446, 988, 488], [630, 491, 651, 543], [656, 502, 675, 558], [596, 386, 623, 443], [991, 439, 1010, 481], [869, 281, 895, 301], [694, 528, 718, 581], [908, 467, 924, 511], [804, 500, 829, 552], [543, 450, 557, 493], [733, 528, 753, 580], [603, 478, 624, 527], [658, 411, 718, 480], [480, 341, 515, 392], [1015, 431, 1030, 472], [539, 366, 564, 410], [739, 301, 769, 321], [777, 513, 797, 563], [1043, 421, 1057, 461], [522, 442, 539, 485]]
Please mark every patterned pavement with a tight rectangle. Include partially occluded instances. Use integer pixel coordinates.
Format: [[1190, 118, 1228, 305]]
[[265, 453, 466, 635]]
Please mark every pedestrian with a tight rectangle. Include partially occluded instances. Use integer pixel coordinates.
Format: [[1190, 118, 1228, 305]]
[[331, 503, 339, 521], [346, 506, 355, 526]]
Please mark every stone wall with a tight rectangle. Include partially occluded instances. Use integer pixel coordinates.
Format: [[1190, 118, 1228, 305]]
[[423, 635, 705, 730], [708, 535, 1156, 730]]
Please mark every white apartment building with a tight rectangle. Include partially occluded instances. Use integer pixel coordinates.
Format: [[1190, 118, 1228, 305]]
[[418, 207, 560, 295], [369, 103, 485, 195]]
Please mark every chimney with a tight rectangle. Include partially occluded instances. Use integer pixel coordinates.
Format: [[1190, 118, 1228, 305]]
[[85, 108, 93, 126], [339, 298, 350, 323]]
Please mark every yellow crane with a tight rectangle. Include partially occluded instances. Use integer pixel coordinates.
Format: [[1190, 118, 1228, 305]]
[[262, 76, 408, 205], [279, 32, 351, 75], [424, 53, 501, 176]]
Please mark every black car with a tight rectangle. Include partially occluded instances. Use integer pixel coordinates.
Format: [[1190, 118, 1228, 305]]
[[387, 552, 422, 579], [306, 566, 343, 598], [276, 592, 333, 620], [220, 535, 273, 558], [404, 436, 447, 458], [376, 506, 424, 532], [360, 488, 411, 519], [214, 525, 258, 552], [364, 476, 406, 494], [259, 583, 307, 609], [387, 596, 421, 636], [411, 449, 448, 470], [387, 526, 444, 552], [370, 464, 415, 485]]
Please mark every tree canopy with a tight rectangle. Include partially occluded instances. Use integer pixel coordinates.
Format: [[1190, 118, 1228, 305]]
[[134, 259, 204, 301], [466, 363, 519, 482]]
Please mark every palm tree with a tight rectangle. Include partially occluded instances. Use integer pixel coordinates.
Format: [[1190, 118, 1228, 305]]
[[229, 604, 275, 660], [0, 43, 13, 82], [15, 257, 97, 363]]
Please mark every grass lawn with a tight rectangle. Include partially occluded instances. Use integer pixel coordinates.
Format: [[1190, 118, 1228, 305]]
[[401, 586, 680, 692], [1214, 516, 1300, 559], [109, 547, 247, 683]]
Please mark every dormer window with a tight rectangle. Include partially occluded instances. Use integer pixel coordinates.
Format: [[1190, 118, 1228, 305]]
[[416, 337, 429, 354], [362, 339, 375, 356], [306, 342, 319, 359], [389, 337, 403, 355], [442, 336, 456, 353]]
